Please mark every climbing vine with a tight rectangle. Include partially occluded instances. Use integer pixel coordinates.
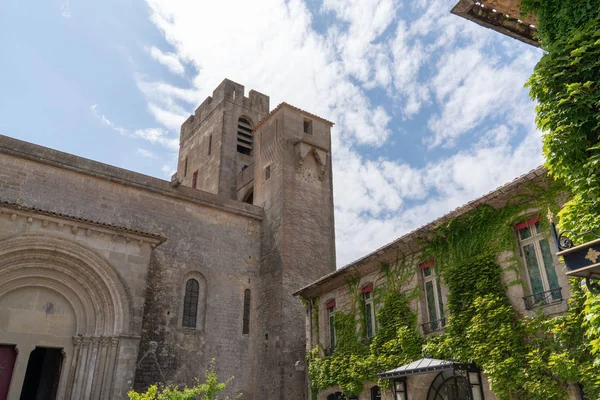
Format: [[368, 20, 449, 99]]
[[420, 184, 600, 399], [308, 255, 419, 396], [524, 1, 600, 376], [520, 0, 600, 47], [307, 179, 600, 398], [308, 3, 600, 398]]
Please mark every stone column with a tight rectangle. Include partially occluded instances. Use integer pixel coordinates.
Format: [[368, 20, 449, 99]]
[[65, 336, 82, 397], [71, 336, 91, 400], [100, 337, 120, 400], [6, 344, 35, 400], [83, 337, 100, 399], [91, 337, 111, 400]]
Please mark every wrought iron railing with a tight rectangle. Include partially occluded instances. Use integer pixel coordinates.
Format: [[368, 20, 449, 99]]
[[422, 318, 446, 334], [523, 287, 563, 310]]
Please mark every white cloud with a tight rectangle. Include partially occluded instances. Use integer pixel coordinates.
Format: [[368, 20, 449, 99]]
[[148, 46, 185, 76], [137, 148, 157, 158], [137, 0, 545, 266], [61, 0, 72, 18], [427, 50, 539, 148], [161, 164, 176, 178], [90, 104, 179, 150]]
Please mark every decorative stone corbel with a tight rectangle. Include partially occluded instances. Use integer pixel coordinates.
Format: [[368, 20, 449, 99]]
[[295, 140, 329, 181], [313, 148, 327, 181]]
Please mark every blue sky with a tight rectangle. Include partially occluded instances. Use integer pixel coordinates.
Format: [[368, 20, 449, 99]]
[[0, 0, 544, 266]]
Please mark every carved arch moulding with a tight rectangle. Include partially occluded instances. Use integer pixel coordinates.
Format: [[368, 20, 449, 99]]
[[0, 233, 134, 336]]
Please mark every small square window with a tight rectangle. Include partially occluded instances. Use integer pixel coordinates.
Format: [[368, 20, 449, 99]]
[[265, 165, 271, 181], [303, 119, 313, 135]]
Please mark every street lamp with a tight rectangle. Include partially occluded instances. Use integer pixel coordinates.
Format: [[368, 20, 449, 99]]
[[548, 209, 600, 294]]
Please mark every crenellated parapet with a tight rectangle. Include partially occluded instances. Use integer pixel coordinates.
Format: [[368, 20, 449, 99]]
[[180, 79, 270, 144]]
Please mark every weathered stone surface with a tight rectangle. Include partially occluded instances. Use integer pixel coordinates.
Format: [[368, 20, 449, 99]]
[[0, 79, 335, 399]]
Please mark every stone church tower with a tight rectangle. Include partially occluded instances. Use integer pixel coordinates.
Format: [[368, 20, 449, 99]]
[[172, 79, 337, 399], [0, 79, 335, 400]]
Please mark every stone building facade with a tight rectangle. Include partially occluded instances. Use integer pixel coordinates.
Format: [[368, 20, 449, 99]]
[[0, 79, 336, 400], [295, 167, 582, 400]]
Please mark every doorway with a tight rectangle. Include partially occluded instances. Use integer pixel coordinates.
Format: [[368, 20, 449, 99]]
[[0, 345, 17, 400], [20, 347, 63, 400]]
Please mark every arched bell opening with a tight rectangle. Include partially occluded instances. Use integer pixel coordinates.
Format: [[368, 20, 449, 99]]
[[243, 190, 254, 205]]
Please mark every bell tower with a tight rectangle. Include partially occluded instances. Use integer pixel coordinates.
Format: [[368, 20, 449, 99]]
[[253, 103, 337, 399], [175, 79, 269, 201]]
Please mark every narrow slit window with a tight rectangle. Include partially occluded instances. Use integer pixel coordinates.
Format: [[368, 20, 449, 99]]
[[183, 279, 199, 328], [192, 171, 198, 189], [362, 284, 376, 339], [265, 165, 271, 181], [208, 135, 213, 156], [243, 289, 251, 334], [184, 157, 188, 177], [237, 117, 253, 156], [327, 300, 336, 353]]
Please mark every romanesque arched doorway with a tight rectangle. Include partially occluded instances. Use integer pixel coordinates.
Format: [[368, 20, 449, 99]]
[[0, 234, 133, 400]]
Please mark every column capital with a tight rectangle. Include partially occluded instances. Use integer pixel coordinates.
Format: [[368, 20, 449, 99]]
[[72, 336, 83, 346]]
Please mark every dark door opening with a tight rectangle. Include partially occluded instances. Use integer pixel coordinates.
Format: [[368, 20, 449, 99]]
[[20, 347, 63, 400], [0, 345, 17, 400]]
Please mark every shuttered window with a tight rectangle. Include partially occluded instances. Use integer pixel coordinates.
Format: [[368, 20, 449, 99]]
[[237, 118, 253, 156]]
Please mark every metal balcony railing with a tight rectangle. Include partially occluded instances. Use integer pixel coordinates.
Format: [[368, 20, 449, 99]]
[[422, 317, 446, 334], [523, 287, 563, 310]]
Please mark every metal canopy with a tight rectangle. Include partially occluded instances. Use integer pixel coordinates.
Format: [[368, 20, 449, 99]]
[[379, 358, 475, 380]]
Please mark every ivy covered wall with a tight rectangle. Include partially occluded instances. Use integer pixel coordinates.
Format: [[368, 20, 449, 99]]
[[303, 176, 600, 399]]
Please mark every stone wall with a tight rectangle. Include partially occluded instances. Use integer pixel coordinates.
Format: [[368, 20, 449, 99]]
[[254, 105, 337, 399], [177, 79, 269, 201], [0, 134, 263, 399]]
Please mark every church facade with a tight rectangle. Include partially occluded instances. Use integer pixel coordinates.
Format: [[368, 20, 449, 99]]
[[0, 79, 336, 400]]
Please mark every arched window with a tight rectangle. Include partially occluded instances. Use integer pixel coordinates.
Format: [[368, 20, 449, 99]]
[[242, 289, 251, 334], [426, 370, 482, 400], [182, 279, 199, 328], [370, 385, 382, 400], [237, 117, 253, 156]]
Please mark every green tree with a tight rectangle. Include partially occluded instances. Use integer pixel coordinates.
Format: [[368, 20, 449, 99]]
[[520, 0, 600, 47], [526, 7, 600, 374], [128, 360, 237, 400]]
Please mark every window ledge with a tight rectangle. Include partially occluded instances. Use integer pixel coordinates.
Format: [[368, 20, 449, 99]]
[[422, 318, 446, 335]]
